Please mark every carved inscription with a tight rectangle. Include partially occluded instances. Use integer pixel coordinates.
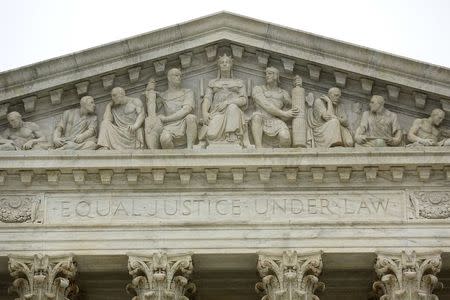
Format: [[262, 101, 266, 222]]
[[45, 191, 405, 224]]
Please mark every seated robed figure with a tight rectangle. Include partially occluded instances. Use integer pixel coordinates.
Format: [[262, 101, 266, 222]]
[[53, 96, 98, 150], [307, 87, 353, 148], [0, 111, 50, 150], [250, 67, 299, 148], [97, 87, 145, 150], [199, 54, 248, 148], [355, 95, 402, 147], [144, 68, 197, 149]]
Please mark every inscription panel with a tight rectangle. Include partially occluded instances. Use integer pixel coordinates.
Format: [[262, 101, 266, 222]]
[[45, 191, 406, 224]]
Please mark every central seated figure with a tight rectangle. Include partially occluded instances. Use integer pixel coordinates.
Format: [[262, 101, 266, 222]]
[[200, 54, 248, 148]]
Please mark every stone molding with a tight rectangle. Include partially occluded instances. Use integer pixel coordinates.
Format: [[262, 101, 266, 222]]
[[0, 148, 447, 186], [8, 254, 78, 300], [373, 251, 442, 300], [127, 252, 196, 300], [255, 250, 324, 300], [1, 12, 448, 105]]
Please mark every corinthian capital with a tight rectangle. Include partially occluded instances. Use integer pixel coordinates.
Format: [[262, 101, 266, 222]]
[[127, 252, 196, 300], [255, 250, 324, 300], [8, 254, 78, 300], [373, 251, 443, 300]]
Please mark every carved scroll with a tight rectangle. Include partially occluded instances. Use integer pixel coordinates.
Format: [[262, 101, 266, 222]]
[[8, 254, 78, 300], [291, 76, 307, 148], [255, 250, 324, 300], [373, 251, 442, 300], [127, 252, 196, 300]]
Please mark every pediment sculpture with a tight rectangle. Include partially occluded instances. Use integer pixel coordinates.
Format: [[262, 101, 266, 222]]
[[0, 57, 449, 152]]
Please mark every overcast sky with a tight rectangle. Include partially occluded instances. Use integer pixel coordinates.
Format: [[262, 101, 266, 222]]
[[1, 0, 449, 72]]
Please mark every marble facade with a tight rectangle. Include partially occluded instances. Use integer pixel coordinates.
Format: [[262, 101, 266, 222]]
[[0, 12, 449, 300]]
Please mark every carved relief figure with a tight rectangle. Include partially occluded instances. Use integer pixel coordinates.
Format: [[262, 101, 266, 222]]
[[250, 67, 299, 148], [200, 54, 248, 147], [98, 87, 145, 150], [0, 111, 50, 150], [144, 69, 197, 149], [407, 108, 450, 146], [306, 87, 353, 147], [355, 95, 402, 147], [53, 96, 98, 150]]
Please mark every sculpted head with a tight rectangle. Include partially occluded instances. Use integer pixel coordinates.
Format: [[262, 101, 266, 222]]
[[167, 68, 182, 87], [111, 87, 126, 105], [7, 111, 23, 129], [430, 108, 445, 126], [80, 96, 96, 114], [265, 67, 280, 85], [217, 54, 233, 75], [328, 87, 341, 104], [369, 95, 385, 113]]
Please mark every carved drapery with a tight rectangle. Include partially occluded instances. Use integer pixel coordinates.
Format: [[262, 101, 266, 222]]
[[127, 252, 196, 300], [373, 251, 442, 300], [255, 251, 324, 300], [8, 254, 78, 300]]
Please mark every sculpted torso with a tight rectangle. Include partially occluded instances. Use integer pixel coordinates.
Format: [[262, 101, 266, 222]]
[[256, 87, 286, 113], [119, 100, 140, 117], [160, 90, 188, 116], [5, 125, 36, 142], [415, 119, 440, 142]]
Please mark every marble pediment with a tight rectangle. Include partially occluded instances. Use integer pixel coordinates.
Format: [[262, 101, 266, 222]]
[[0, 11, 449, 133]]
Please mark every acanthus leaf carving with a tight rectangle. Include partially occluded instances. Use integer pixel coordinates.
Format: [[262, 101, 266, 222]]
[[373, 251, 443, 300], [255, 251, 324, 300], [8, 254, 78, 300], [127, 252, 196, 300]]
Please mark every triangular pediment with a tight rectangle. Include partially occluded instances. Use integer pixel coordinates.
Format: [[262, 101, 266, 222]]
[[0, 11, 449, 133]]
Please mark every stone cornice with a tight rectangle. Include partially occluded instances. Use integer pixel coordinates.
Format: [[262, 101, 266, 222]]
[[0, 148, 447, 170], [0, 11, 449, 103], [0, 148, 448, 186]]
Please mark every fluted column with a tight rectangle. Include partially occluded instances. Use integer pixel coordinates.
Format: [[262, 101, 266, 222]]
[[373, 251, 443, 300], [8, 254, 78, 300], [255, 250, 324, 300], [127, 252, 196, 300]]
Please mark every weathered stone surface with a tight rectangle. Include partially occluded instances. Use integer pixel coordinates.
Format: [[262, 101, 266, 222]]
[[0, 12, 448, 300], [8, 254, 78, 300], [127, 252, 195, 300], [373, 251, 442, 300], [44, 190, 405, 225], [0, 194, 41, 223], [409, 191, 450, 219], [256, 251, 324, 300], [355, 95, 402, 147]]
